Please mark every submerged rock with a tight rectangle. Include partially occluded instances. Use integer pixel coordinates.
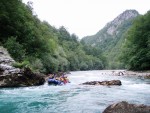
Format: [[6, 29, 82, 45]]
[[81, 80, 121, 86], [103, 101, 150, 113], [112, 71, 125, 76], [144, 74, 150, 79]]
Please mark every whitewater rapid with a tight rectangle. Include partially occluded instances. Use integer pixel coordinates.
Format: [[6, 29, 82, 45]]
[[0, 70, 150, 113]]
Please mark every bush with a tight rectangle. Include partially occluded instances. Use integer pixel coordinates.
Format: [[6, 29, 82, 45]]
[[30, 58, 45, 73], [13, 60, 30, 69], [4, 36, 26, 61]]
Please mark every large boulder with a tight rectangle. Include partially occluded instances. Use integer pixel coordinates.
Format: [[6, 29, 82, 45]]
[[81, 80, 122, 86], [103, 101, 150, 113], [0, 68, 45, 87], [0, 46, 45, 87]]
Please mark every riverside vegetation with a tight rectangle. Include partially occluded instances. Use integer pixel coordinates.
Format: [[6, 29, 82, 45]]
[[0, 1, 150, 73], [0, 0, 106, 74]]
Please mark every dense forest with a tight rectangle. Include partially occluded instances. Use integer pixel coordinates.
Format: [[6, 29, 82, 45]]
[[0, 0, 106, 73]]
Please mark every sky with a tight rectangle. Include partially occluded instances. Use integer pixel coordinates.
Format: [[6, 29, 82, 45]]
[[23, 0, 150, 39]]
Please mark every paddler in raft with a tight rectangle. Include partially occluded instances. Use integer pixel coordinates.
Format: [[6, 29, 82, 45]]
[[59, 74, 70, 84], [48, 73, 70, 85]]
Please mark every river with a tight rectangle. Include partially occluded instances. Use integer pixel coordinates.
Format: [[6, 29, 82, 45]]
[[0, 70, 150, 113]]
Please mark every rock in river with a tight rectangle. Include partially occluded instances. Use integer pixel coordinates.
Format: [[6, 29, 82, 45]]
[[103, 101, 150, 113], [82, 80, 122, 86]]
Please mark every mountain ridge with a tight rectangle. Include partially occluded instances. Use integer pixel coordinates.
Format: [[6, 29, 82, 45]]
[[105, 9, 139, 35], [82, 10, 139, 46], [81, 9, 140, 68]]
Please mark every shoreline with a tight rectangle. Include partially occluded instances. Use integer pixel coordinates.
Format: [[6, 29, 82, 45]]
[[109, 70, 150, 79], [124, 70, 150, 78]]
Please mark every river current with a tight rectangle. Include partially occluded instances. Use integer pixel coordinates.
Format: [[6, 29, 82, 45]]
[[0, 70, 150, 113]]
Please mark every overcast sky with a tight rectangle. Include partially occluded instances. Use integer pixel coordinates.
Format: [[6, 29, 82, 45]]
[[23, 0, 150, 38]]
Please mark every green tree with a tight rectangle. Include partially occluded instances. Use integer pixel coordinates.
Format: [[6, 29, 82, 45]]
[[121, 11, 150, 70], [0, 0, 106, 73], [4, 36, 26, 61]]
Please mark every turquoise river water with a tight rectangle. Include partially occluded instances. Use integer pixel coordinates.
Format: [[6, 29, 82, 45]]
[[0, 70, 150, 113]]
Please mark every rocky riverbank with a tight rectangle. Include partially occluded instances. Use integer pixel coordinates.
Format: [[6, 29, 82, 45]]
[[125, 70, 150, 79], [0, 46, 45, 88], [111, 70, 150, 79]]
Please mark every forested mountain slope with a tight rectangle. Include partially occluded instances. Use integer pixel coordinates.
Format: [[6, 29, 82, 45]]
[[81, 10, 139, 69], [121, 11, 150, 70], [0, 0, 106, 73]]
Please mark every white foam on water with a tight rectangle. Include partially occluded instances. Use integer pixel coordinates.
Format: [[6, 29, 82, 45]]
[[0, 70, 150, 113]]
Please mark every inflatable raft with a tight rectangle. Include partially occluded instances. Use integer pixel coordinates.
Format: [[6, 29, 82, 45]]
[[48, 79, 64, 85]]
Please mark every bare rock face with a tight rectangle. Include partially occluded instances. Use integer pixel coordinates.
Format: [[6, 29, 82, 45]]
[[106, 10, 139, 35], [0, 46, 15, 65], [0, 46, 45, 87], [103, 101, 150, 113], [81, 80, 122, 86], [0, 46, 20, 75]]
